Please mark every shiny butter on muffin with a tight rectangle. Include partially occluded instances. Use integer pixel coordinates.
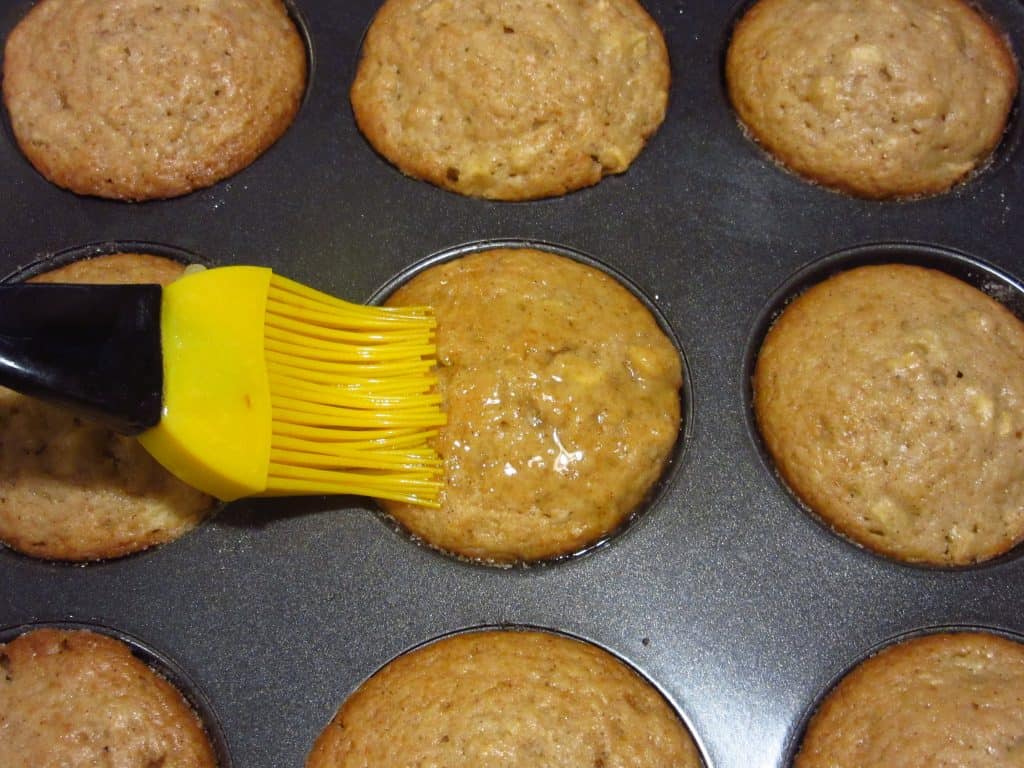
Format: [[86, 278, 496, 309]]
[[0, 628, 218, 767], [3, 0, 306, 200], [0, 253, 215, 561], [381, 248, 682, 564], [308, 629, 702, 768], [796, 632, 1024, 768], [754, 263, 1024, 565], [726, 0, 1017, 198], [350, 0, 669, 200]]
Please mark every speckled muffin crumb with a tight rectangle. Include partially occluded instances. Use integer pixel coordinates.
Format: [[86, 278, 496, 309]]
[[754, 264, 1024, 565], [0, 253, 215, 561], [0, 628, 218, 767], [796, 632, 1024, 767], [308, 629, 702, 768], [382, 248, 682, 564], [351, 0, 669, 200], [726, 0, 1017, 198], [3, 0, 306, 200]]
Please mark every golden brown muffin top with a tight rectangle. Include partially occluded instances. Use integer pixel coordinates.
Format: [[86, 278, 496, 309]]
[[754, 263, 1024, 565], [726, 0, 1017, 198], [351, 0, 669, 199], [3, 0, 306, 200], [308, 629, 702, 768], [0, 628, 218, 768], [796, 632, 1024, 768]]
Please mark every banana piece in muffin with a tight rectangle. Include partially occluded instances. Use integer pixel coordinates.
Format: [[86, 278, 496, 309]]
[[0, 253, 214, 561], [726, 0, 1017, 198]]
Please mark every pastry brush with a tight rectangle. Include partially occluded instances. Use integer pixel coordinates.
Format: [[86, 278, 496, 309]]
[[0, 266, 444, 506]]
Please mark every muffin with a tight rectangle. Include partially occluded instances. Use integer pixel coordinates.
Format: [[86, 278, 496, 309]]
[[754, 263, 1024, 565], [350, 0, 669, 200], [726, 0, 1017, 198], [382, 248, 683, 564], [308, 629, 701, 767], [0, 627, 218, 767], [795, 631, 1024, 767], [0, 253, 215, 561], [3, 0, 306, 200]]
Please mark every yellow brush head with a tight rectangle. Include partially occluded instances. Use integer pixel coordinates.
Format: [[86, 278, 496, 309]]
[[137, 266, 444, 506]]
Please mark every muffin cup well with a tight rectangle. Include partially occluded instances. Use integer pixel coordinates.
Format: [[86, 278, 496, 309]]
[[2, 240, 212, 282], [742, 241, 1024, 569], [369, 238, 693, 567], [311, 622, 708, 767], [0, 619, 233, 767], [0, 242, 223, 563], [783, 623, 1024, 766], [719, 0, 1024, 201]]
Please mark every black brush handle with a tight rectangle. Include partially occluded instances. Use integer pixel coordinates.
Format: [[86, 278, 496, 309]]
[[0, 284, 163, 434]]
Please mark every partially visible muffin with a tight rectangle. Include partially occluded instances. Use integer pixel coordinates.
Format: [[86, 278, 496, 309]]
[[754, 263, 1024, 565], [0, 253, 215, 561], [795, 632, 1024, 767], [350, 0, 669, 200], [3, 0, 306, 200], [0, 628, 218, 767], [726, 0, 1017, 198], [28, 251, 190, 286], [382, 248, 683, 564], [308, 629, 702, 767]]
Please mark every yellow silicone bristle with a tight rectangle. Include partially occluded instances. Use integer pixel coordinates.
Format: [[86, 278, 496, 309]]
[[268, 370, 435, 397], [267, 354, 436, 378], [271, 429, 442, 452], [263, 273, 445, 506]]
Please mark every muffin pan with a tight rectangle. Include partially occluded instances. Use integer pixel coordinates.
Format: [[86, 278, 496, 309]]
[[2, 0, 1024, 765]]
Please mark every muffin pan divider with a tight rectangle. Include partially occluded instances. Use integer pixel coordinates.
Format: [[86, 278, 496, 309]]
[[4, 1, 1024, 766]]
